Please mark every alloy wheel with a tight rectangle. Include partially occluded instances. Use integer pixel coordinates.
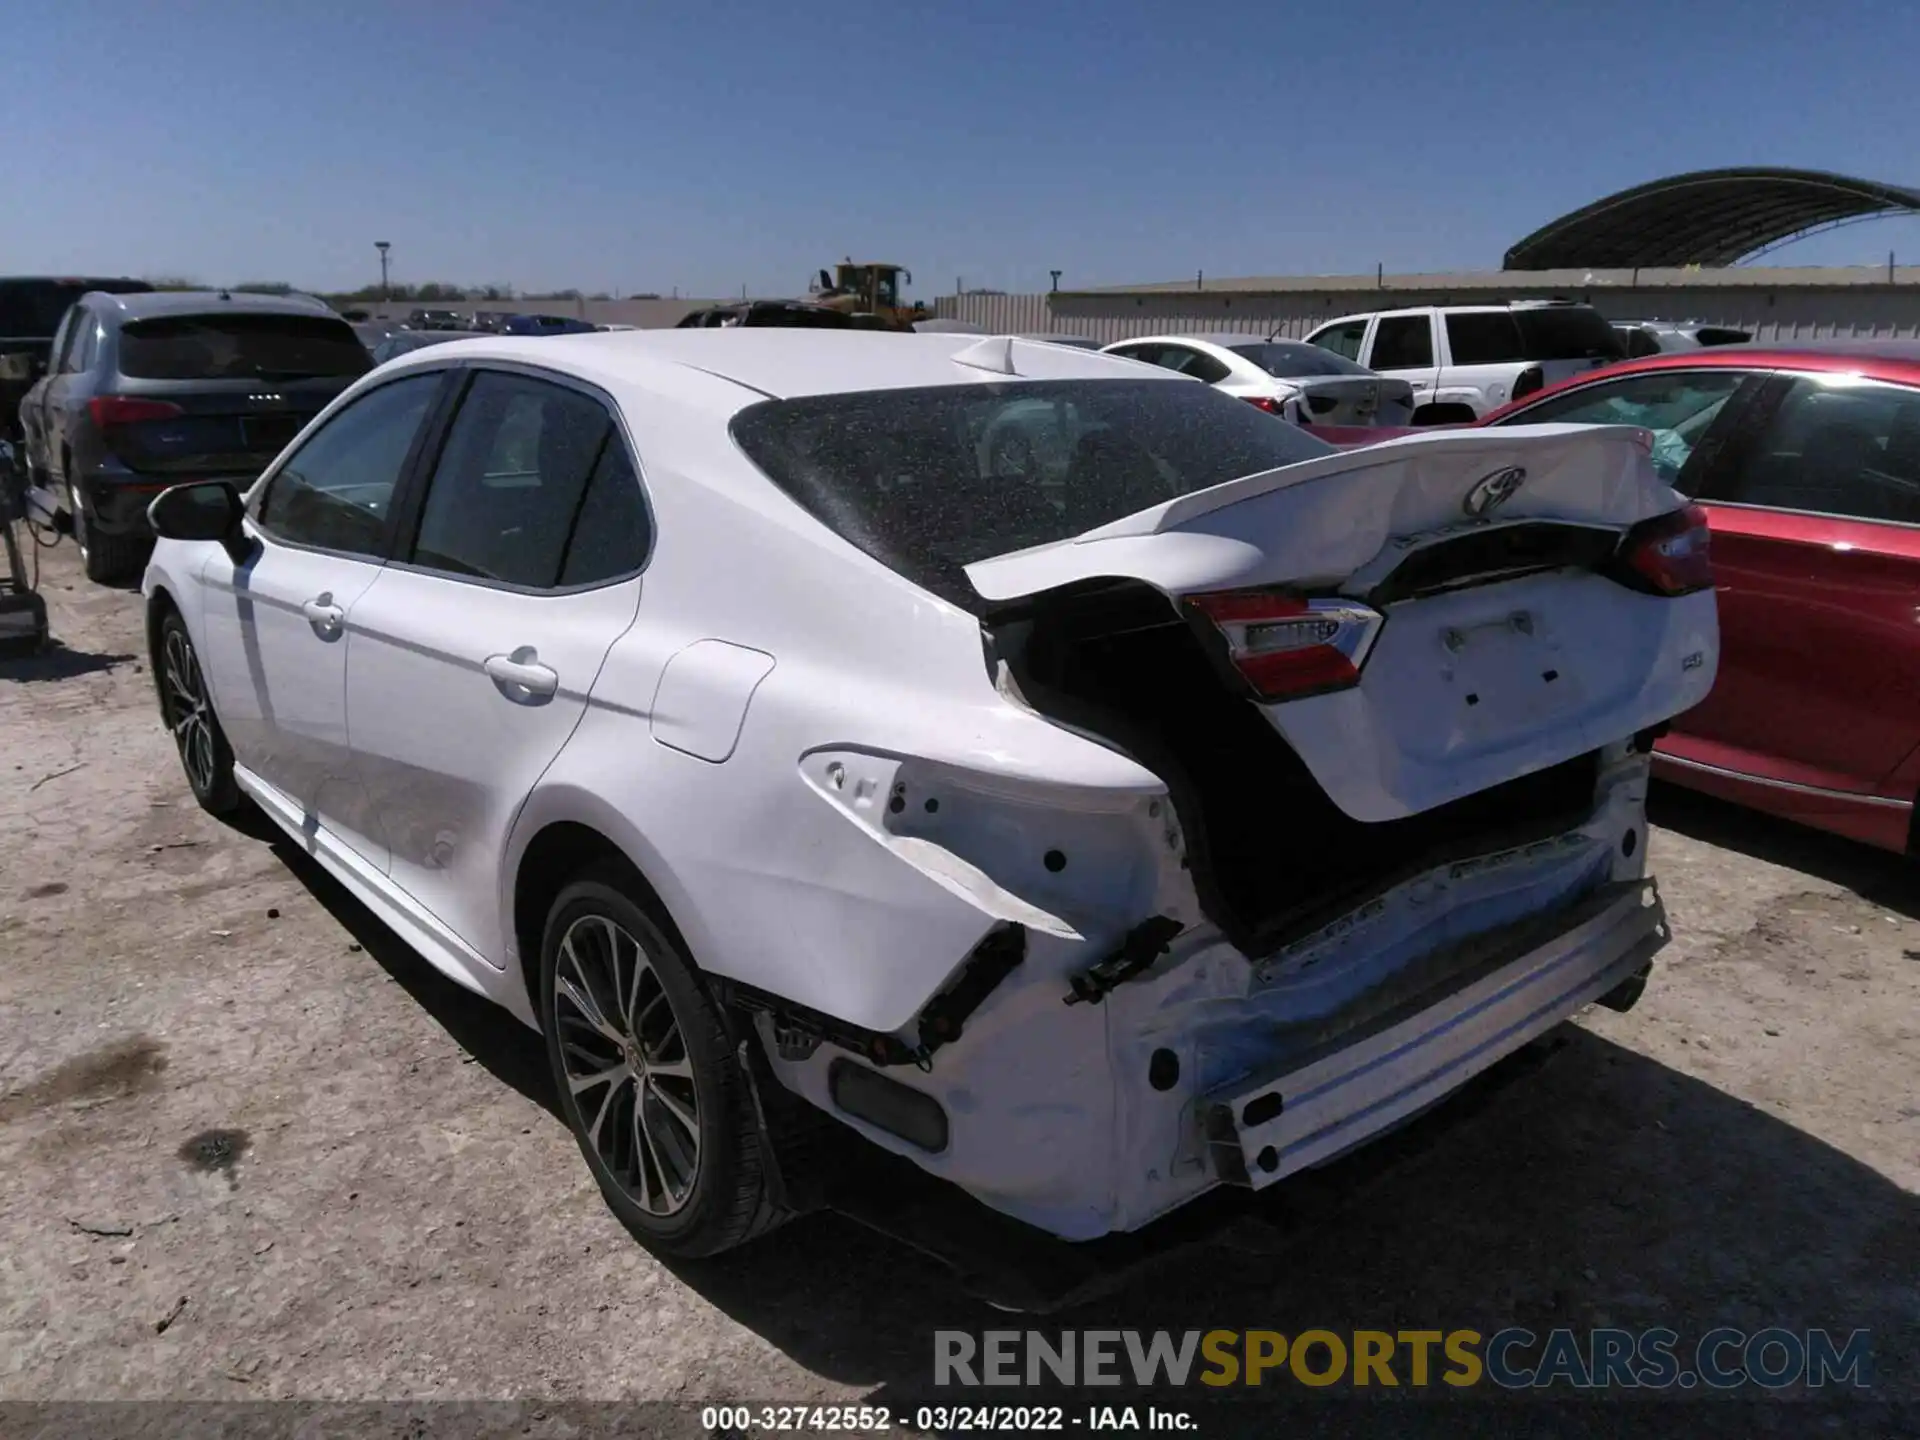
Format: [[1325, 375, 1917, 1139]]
[[162, 627, 217, 796], [553, 914, 701, 1216]]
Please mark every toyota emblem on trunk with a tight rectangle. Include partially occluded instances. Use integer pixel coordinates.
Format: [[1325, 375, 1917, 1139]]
[[1463, 465, 1526, 516]]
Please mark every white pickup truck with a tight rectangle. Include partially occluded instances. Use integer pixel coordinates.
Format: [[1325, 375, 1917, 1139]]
[[1305, 300, 1627, 424]]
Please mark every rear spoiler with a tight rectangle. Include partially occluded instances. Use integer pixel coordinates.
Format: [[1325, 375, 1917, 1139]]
[[964, 424, 1664, 604]]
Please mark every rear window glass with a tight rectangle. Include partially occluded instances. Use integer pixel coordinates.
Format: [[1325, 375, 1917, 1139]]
[[1445, 312, 1526, 365], [1229, 342, 1372, 378], [0, 279, 149, 337], [119, 314, 373, 381], [1512, 306, 1626, 362], [731, 379, 1334, 609]]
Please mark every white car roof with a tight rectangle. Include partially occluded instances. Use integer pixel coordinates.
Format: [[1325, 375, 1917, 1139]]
[[378, 329, 1171, 407], [1313, 302, 1591, 330]]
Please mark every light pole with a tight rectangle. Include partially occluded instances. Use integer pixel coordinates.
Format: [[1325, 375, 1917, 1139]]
[[375, 241, 391, 303]]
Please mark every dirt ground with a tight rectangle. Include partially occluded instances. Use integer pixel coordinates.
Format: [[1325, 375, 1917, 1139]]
[[1, 537, 1916, 1433]]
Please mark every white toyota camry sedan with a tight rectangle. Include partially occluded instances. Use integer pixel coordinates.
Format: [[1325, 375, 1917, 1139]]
[[140, 330, 1717, 1259]]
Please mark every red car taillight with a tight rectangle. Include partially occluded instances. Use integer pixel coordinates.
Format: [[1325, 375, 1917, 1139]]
[[1243, 395, 1287, 416], [89, 396, 184, 427], [1186, 590, 1385, 700], [1615, 503, 1713, 596]]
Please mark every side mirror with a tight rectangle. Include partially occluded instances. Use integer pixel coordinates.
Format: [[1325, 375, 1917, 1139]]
[[148, 480, 250, 564]]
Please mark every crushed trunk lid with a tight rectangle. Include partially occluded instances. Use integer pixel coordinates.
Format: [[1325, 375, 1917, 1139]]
[[966, 424, 1665, 602], [970, 424, 1717, 822]]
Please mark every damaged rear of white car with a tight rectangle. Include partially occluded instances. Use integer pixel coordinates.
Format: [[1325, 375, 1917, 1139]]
[[145, 330, 1713, 1265], [682, 337, 1718, 1246]]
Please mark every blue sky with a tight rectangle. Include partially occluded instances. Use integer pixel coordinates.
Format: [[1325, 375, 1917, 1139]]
[[7, 0, 1920, 298]]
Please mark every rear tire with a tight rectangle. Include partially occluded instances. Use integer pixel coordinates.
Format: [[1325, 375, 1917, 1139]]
[[540, 866, 784, 1258], [157, 610, 241, 815], [70, 480, 150, 584]]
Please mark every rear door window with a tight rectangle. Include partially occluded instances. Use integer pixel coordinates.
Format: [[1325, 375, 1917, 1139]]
[[1500, 369, 1753, 489], [1157, 346, 1232, 383], [557, 442, 652, 585], [407, 370, 621, 589], [1112, 344, 1193, 373], [1309, 320, 1369, 361], [118, 314, 373, 381], [1444, 312, 1525, 366], [1698, 376, 1920, 525], [1368, 316, 1434, 372], [1511, 306, 1626, 362]]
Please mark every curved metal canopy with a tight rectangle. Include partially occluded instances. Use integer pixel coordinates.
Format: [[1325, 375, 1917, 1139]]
[[1504, 168, 1920, 270]]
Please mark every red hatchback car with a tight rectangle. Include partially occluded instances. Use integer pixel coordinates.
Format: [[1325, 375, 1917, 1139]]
[[1457, 343, 1920, 852]]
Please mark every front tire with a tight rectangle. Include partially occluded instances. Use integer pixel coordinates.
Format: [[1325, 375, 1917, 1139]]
[[157, 610, 241, 815], [540, 868, 782, 1258]]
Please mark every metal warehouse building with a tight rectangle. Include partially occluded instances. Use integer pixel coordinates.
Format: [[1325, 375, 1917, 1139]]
[[935, 167, 1920, 344]]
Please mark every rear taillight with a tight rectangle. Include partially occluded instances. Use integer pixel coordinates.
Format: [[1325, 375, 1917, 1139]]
[[1186, 590, 1385, 700], [1512, 366, 1545, 400], [1615, 503, 1712, 596], [89, 396, 183, 427], [1243, 395, 1287, 416]]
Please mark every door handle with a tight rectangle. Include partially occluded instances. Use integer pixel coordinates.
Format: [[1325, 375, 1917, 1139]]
[[301, 595, 345, 637], [484, 650, 559, 699]]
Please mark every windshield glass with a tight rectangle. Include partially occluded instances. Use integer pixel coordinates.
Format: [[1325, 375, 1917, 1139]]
[[0, 280, 150, 338], [1229, 341, 1373, 378], [732, 379, 1335, 608], [119, 314, 373, 380]]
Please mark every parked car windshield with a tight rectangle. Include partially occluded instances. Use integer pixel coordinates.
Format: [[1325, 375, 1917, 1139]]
[[1229, 341, 1373, 378], [119, 314, 374, 380], [732, 379, 1334, 608], [0, 279, 150, 338]]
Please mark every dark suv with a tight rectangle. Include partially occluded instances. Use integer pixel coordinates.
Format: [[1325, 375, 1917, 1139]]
[[0, 276, 153, 443], [18, 290, 372, 582], [674, 300, 856, 329]]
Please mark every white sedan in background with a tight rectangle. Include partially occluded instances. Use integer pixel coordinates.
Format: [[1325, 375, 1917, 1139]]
[[139, 329, 1713, 1261], [1103, 332, 1416, 428]]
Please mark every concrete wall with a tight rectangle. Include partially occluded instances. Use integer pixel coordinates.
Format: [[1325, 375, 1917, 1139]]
[[935, 285, 1920, 345], [343, 271, 1920, 343]]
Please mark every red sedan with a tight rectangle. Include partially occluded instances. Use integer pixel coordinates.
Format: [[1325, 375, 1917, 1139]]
[[1345, 343, 1920, 851]]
